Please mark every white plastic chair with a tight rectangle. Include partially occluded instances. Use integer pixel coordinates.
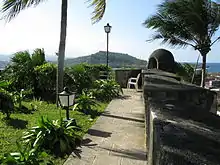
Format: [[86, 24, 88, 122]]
[[127, 73, 140, 90]]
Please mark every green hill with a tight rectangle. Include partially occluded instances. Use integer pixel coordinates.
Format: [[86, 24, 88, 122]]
[[64, 51, 147, 68]]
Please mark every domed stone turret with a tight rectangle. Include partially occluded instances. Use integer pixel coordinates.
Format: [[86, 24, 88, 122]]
[[147, 49, 175, 73]]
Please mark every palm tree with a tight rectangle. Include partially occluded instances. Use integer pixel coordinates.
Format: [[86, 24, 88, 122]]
[[143, 0, 220, 87], [1, 0, 107, 97]]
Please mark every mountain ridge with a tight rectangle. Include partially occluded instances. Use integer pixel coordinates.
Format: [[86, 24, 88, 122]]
[[0, 51, 148, 69], [64, 51, 147, 68]]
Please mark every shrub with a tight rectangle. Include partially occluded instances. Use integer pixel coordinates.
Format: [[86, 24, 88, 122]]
[[0, 142, 52, 165], [65, 64, 93, 94], [90, 80, 123, 101], [175, 62, 201, 85], [34, 63, 57, 100], [65, 64, 112, 94], [22, 117, 82, 157], [1, 49, 46, 93], [0, 81, 14, 119], [73, 92, 98, 117], [12, 89, 31, 109], [82, 64, 111, 81]]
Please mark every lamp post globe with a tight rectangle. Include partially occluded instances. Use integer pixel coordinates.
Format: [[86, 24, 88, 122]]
[[104, 23, 111, 33]]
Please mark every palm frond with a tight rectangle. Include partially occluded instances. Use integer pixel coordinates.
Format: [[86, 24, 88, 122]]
[[144, 0, 220, 49], [87, 0, 106, 24], [149, 33, 196, 49], [207, 1, 220, 38], [1, 0, 45, 22], [144, 12, 197, 44]]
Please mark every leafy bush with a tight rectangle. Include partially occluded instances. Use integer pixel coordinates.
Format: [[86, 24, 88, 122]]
[[65, 64, 93, 94], [175, 62, 201, 85], [65, 64, 112, 94], [0, 142, 52, 165], [90, 80, 123, 102], [0, 81, 14, 119], [82, 64, 111, 81], [1, 49, 46, 93], [12, 89, 28, 109], [73, 92, 98, 117], [34, 63, 57, 101], [22, 117, 82, 157]]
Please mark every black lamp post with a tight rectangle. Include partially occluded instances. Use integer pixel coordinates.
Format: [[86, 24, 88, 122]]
[[104, 23, 112, 74], [58, 87, 75, 120]]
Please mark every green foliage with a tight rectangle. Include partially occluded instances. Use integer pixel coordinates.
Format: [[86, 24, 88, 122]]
[[1, 49, 46, 93], [90, 79, 123, 101], [0, 142, 52, 165], [34, 63, 57, 99], [3, 51, 33, 91], [175, 63, 201, 85], [73, 92, 98, 117], [0, 80, 14, 119], [0, 100, 108, 164], [65, 64, 92, 94], [175, 63, 194, 82], [31, 48, 46, 67], [65, 64, 110, 94], [82, 63, 111, 81], [22, 117, 82, 157], [12, 89, 28, 110]]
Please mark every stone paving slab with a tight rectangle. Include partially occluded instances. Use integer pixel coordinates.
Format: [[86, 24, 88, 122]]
[[64, 89, 147, 165]]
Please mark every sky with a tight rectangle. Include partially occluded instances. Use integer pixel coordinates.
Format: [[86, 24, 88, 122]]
[[0, 0, 220, 62]]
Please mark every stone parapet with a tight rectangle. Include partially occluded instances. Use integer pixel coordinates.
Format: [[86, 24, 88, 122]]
[[143, 69, 220, 165]]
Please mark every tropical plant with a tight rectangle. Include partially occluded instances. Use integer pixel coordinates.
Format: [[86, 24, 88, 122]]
[[2, 49, 46, 93], [22, 117, 82, 157], [0, 141, 52, 165], [65, 64, 93, 94], [82, 64, 111, 81], [143, 0, 220, 87], [34, 63, 57, 101], [1, 0, 107, 105], [175, 62, 201, 85], [65, 64, 112, 94], [12, 89, 25, 109], [0, 80, 14, 119], [73, 92, 98, 117], [3, 51, 33, 91], [91, 80, 123, 101]]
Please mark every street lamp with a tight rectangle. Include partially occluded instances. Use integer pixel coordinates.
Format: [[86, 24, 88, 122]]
[[58, 87, 75, 120], [104, 23, 112, 75]]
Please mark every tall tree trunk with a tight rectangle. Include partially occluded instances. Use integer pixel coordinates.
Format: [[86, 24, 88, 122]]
[[56, 0, 68, 104], [191, 54, 200, 84], [200, 53, 207, 88]]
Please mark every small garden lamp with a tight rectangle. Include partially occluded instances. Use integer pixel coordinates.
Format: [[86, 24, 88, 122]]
[[58, 87, 75, 120]]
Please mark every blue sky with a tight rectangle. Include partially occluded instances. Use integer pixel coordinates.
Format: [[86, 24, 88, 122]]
[[0, 0, 219, 62]]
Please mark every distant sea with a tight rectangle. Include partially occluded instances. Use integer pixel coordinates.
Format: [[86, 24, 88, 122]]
[[207, 63, 220, 73], [190, 63, 220, 73]]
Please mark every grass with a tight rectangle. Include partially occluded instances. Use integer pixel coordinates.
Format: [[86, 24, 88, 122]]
[[0, 100, 108, 164]]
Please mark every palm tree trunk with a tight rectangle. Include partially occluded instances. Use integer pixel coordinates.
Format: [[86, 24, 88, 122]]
[[56, 0, 68, 104], [200, 53, 207, 88], [191, 54, 200, 84]]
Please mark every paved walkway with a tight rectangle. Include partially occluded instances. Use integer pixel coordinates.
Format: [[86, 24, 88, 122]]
[[64, 89, 147, 165]]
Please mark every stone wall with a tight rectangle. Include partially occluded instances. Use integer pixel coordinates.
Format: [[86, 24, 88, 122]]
[[143, 69, 220, 165]]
